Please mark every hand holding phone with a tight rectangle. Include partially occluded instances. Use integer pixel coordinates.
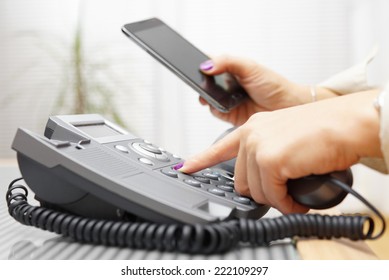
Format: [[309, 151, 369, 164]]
[[122, 18, 248, 112]]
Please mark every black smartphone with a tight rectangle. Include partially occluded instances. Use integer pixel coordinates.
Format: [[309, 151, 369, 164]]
[[122, 18, 248, 113]]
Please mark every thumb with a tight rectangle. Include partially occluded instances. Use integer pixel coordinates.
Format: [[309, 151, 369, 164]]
[[178, 128, 241, 174], [200, 55, 259, 78]]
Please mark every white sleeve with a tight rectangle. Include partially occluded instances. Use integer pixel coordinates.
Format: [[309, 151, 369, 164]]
[[317, 46, 389, 174], [319, 46, 378, 94]]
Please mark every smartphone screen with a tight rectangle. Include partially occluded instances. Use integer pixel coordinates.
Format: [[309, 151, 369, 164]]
[[122, 18, 248, 112]]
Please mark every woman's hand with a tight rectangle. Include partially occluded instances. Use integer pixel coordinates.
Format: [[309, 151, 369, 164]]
[[179, 90, 381, 214], [199, 55, 338, 126]]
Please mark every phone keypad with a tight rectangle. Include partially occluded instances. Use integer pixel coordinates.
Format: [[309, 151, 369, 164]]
[[112, 138, 258, 209], [160, 166, 257, 207]]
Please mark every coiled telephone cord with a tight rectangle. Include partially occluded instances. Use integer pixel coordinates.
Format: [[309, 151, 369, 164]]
[[6, 177, 386, 254]]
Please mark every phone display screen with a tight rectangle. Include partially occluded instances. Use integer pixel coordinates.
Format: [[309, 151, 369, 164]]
[[75, 123, 122, 138], [122, 18, 248, 112]]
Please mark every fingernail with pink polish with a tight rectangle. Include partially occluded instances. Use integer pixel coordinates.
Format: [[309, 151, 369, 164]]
[[173, 162, 184, 170], [200, 60, 214, 71]]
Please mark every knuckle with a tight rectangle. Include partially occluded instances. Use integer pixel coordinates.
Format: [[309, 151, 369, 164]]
[[250, 190, 267, 205]]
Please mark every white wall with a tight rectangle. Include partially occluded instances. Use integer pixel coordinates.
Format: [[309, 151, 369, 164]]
[[1, 0, 388, 213]]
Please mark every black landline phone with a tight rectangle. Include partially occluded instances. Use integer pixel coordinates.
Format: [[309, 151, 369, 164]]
[[6, 114, 385, 254]]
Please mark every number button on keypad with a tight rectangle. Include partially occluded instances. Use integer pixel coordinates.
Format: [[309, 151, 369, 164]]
[[233, 196, 251, 205], [184, 179, 202, 188], [216, 184, 234, 192], [208, 188, 225, 197]]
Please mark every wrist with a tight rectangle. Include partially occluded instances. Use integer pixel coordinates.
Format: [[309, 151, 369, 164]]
[[316, 87, 339, 100], [291, 84, 339, 105], [347, 90, 382, 159]]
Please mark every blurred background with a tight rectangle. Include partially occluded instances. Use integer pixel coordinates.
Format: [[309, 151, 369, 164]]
[[1, 0, 389, 214]]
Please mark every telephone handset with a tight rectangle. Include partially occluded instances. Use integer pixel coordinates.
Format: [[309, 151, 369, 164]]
[[7, 114, 385, 254]]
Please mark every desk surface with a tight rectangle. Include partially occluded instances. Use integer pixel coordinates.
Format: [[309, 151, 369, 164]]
[[0, 159, 377, 260]]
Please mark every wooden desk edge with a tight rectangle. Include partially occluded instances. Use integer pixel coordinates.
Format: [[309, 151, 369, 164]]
[[296, 237, 378, 260]]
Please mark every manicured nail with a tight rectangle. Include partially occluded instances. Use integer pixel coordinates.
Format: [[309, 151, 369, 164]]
[[173, 162, 184, 170], [200, 60, 214, 71]]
